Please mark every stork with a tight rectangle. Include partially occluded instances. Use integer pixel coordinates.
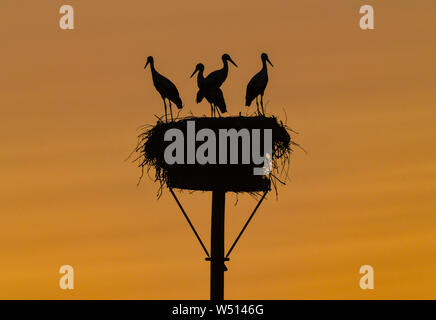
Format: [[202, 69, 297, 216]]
[[144, 56, 183, 122], [196, 54, 237, 100], [191, 63, 227, 117], [245, 53, 273, 116]]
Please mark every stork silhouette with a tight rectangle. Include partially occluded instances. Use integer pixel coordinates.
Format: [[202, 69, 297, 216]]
[[191, 63, 227, 117], [195, 54, 237, 104], [144, 56, 183, 122], [245, 53, 273, 115]]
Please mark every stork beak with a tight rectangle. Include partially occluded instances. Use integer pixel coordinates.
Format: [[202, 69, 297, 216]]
[[190, 68, 198, 78], [266, 57, 274, 67], [229, 58, 238, 68], [144, 60, 150, 69]]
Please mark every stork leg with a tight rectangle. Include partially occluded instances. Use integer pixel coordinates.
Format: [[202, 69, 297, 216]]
[[163, 98, 168, 123], [169, 101, 174, 121], [216, 107, 222, 118], [210, 104, 214, 117], [260, 94, 265, 116], [256, 97, 260, 116]]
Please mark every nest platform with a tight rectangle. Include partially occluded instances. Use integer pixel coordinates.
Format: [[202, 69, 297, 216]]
[[135, 116, 294, 193]]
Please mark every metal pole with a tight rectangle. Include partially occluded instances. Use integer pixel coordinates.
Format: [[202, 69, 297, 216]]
[[169, 188, 210, 257], [208, 189, 227, 300], [226, 190, 268, 258]]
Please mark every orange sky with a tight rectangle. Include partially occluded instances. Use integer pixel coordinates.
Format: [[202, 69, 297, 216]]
[[1, 0, 435, 299]]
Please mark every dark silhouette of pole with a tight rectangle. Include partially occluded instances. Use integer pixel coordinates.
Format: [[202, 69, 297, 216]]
[[208, 189, 227, 300], [226, 190, 268, 259], [169, 188, 210, 258]]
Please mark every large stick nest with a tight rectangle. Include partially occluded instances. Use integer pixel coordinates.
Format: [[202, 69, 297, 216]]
[[131, 115, 300, 197]]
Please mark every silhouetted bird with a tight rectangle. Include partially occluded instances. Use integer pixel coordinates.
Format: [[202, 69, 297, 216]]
[[144, 56, 183, 122], [245, 53, 273, 115], [200, 54, 237, 93], [191, 63, 227, 117]]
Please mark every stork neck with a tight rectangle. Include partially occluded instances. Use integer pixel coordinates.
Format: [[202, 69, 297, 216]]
[[197, 69, 205, 86], [262, 59, 268, 69], [149, 61, 158, 80], [220, 60, 229, 79], [222, 60, 229, 71], [149, 61, 156, 71]]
